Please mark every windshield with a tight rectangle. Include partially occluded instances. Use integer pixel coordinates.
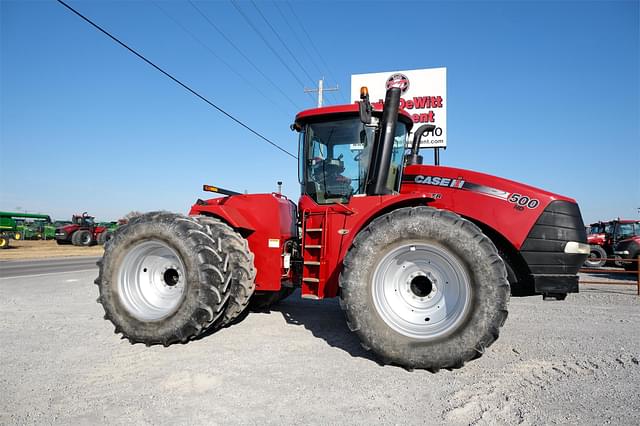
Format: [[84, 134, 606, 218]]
[[616, 222, 638, 239], [588, 225, 604, 234], [300, 117, 407, 204]]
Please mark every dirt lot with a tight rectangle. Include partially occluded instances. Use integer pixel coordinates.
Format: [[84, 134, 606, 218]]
[[1, 268, 639, 425], [0, 239, 103, 260]]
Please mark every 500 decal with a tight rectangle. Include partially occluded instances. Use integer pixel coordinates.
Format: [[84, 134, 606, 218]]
[[406, 174, 542, 209], [508, 193, 540, 209]]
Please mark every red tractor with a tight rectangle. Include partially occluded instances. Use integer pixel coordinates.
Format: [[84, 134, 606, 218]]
[[55, 212, 109, 246], [614, 232, 640, 271], [95, 88, 589, 370], [585, 219, 640, 267]]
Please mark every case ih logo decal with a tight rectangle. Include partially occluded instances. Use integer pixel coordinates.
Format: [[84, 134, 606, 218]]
[[414, 175, 465, 189], [386, 73, 410, 94], [405, 175, 540, 209]]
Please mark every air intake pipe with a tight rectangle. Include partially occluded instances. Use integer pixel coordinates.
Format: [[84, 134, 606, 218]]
[[405, 124, 436, 166], [366, 87, 401, 196]]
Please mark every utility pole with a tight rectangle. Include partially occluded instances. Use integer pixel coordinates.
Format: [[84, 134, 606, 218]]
[[304, 78, 339, 107]]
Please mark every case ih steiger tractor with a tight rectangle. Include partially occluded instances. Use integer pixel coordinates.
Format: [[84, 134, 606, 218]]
[[96, 87, 589, 370], [585, 219, 640, 268], [55, 212, 110, 246]]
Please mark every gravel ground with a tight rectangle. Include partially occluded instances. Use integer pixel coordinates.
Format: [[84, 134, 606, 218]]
[[1, 270, 639, 425]]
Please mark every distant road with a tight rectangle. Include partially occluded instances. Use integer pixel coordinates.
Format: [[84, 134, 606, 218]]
[[0, 257, 100, 279]]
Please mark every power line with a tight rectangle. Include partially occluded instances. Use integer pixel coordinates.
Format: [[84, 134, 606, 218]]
[[187, 0, 302, 110], [56, 0, 296, 159], [272, 1, 340, 105], [152, 1, 290, 117], [250, 1, 314, 85], [272, 1, 323, 80], [285, 1, 348, 103], [229, 0, 309, 92]]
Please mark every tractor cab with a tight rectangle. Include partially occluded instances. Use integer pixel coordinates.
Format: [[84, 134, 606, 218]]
[[294, 88, 414, 205], [72, 213, 95, 227]]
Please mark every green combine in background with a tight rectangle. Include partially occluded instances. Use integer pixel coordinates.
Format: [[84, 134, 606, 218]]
[[0, 212, 53, 248], [97, 221, 119, 234]]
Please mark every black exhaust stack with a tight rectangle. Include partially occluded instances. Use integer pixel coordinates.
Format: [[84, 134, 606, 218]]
[[366, 87, 401, 196]]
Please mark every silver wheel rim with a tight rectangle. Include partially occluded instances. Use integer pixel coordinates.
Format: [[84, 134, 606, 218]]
[[372, 242, 471, 340], [117, 240, 186, 321]]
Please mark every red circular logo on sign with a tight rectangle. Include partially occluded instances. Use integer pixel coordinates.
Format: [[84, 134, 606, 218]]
[[386, 73, 410, 94]]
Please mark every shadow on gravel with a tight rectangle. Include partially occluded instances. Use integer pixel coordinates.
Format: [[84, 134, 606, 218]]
[[580, 286, 638, 296], [581, 272, 636, 282], [266, 290, 379, 363]]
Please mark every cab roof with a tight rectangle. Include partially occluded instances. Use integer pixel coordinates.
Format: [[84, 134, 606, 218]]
[[295, 103, 414, 131]]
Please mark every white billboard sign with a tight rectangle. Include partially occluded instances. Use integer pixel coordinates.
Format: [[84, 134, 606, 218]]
[[351, 67, 447, 148]]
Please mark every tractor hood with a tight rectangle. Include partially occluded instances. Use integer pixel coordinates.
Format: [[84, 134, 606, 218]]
[[587, 233, 606, 245], [401, 164, 583, 250], [57, 224, 79, 233]]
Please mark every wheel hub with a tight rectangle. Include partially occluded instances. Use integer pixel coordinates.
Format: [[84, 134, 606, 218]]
[[117, 240, 186, 321], [372, 243, 471, 340], [408, 272, 436, 300], [163, 267, 180, 287]]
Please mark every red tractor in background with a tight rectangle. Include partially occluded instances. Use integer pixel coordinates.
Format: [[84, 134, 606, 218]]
[[95, 87, 589, 370], [614, 231, 640, 271], [585, 219, 640, 268], [55, 212, 110, 246]]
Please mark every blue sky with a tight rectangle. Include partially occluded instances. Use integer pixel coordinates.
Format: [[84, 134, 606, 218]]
[[1, 0, 638, 223]]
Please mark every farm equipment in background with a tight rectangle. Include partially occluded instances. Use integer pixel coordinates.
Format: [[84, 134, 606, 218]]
[[585, 219, 640, 267], [55, 212, 109, 246], [95, 87, 589, 370], [614, 228, 640, 271], [16, 220, 56, 240], [0, 211, 53, 248], [98, 221, 119, 236]]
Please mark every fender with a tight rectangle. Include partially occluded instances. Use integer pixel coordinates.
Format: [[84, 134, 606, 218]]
[[401, 164, 576, 250], [189, 193, 298, 292], [338, 194, 435, 260], [189, 199, 256, 233]]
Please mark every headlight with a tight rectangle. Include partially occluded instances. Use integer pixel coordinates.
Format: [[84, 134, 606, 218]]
[[564, 241, 590, 254]]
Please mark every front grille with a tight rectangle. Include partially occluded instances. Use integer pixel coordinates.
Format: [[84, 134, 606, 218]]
[[520, 201, 587, 275]]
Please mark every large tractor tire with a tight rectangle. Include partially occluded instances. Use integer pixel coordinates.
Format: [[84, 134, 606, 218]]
[[71, 231, 80, 246], [74, 230, 94, 247], [95, 212, 252, 345], [339, 206, 510, 370], [97, 231, 108, 245], [192, 215, 256, 325], [584, 245, 607, 268], [0, 237, 9, 249]]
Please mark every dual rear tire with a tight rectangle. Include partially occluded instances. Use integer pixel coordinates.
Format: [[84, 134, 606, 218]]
[[95, 212, 256, 345], [72, 230, 94, 246]]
